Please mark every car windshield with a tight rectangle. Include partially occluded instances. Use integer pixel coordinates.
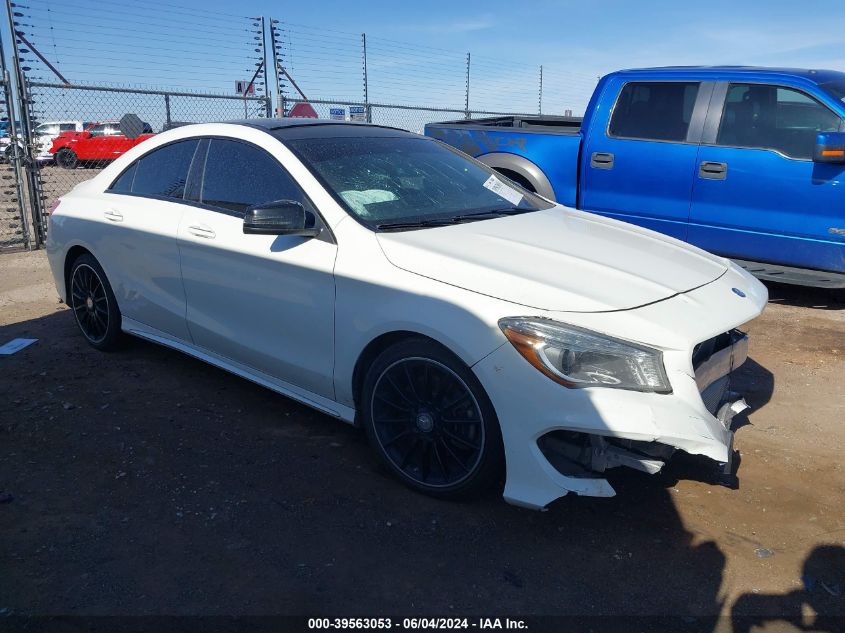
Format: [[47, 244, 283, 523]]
[[286, 135, 553, 230]]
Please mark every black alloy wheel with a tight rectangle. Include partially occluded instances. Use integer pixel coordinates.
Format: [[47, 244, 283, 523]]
[[362, 339, 503, 498], [69, 254, 122, 350]]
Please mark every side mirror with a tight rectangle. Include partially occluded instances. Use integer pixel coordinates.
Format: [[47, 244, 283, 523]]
[[813, 131, 845, 163], [243, 200, 321, 237]]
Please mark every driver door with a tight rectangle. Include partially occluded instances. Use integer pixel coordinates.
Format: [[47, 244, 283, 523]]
[[177, 137, 337, 398]]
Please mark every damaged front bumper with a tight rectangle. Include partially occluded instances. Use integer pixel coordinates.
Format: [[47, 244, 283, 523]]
[[474, 337, 750, 509], [473, 272, 766, 510]]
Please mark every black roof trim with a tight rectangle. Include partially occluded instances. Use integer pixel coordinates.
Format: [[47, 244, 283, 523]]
[[220, 118, 411, 136]]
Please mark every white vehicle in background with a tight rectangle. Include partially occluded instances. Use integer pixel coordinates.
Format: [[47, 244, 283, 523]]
[[45, 119, 768, 510], [1, 120, 89, 162]]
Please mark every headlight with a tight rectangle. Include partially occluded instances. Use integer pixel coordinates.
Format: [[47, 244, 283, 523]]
[[498, 317, 671, 393]]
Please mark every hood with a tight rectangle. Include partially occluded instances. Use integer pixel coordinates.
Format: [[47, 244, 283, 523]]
[[376, 207, 729, 313]]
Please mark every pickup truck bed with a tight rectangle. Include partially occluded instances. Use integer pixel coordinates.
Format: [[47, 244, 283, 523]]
[[428, 116, 584, 207]]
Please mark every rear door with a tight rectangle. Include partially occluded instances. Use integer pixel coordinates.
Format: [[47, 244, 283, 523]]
[[689, 82, 845, 273], [581, 79, 712, 240], [98, 138, 201, 341]]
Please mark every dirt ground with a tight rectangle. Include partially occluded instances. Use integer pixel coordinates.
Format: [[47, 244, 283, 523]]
[[0, 250, 843, 630]]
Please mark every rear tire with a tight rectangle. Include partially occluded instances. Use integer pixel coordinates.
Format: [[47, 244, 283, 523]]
[[361, 338, 504, 499], [68, 254, 122, 351], [55, 148, 78, 170]]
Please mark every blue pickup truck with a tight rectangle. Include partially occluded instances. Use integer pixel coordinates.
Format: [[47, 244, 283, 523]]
[[426, 66, 845, 288]]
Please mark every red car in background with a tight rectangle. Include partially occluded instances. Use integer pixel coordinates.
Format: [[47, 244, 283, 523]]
[[51, 120, 155, 169]]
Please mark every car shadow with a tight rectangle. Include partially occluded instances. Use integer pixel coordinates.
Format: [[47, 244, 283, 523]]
[[764, 280, 844, 311], [731, 544, 845, 632], [0, 308, 761, 630]]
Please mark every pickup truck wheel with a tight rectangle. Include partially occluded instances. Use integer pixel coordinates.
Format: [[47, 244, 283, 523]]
[[362, 338, 504, 500], [55, 148, 78, 170]]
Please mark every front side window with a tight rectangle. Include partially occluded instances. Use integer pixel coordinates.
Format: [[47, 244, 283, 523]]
[[59, 123, 78, 132], [88, 124, 108, 137], [608, 81, 700, 142], [717, 83, 842, 159], [124, 139, 199, 199], [197, 139, 307, 214], [286, 135, 553, 228]]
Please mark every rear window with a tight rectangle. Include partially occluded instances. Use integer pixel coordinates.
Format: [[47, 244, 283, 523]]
[[115, 139, 199, 199], [608, 81, 700, 142]]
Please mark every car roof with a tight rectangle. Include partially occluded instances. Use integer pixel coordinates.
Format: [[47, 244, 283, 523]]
[[225, 118, 419, 140], [611, 66, 845, 85]]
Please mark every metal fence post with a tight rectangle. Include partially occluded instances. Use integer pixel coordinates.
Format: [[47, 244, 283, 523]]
[[0, 26, 30, 250], [538, 65, 543, 115], [464, 52, 471, 119], [269, 18, 284, 117], [362, 33, 371, 122], [164, 93, 172, 129], [5, 0, 44, 247]]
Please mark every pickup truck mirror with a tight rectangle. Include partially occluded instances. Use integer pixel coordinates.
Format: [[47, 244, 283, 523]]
[[813, 132, 845, 164], [243, 200, 321, 237]]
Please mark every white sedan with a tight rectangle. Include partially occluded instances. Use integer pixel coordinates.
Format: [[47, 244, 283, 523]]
[[46, 119, 767, 509]]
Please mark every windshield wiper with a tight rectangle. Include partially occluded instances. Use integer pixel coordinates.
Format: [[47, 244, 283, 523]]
[[376, 218, 457, 231], [449, 208, 533, 223], [377, 208, 533, 231]]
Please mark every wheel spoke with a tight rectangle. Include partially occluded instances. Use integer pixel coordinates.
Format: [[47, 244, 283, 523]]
[[384, 373, 416, 407], [439, 389, 471, 413], [437, 436, 469, 473], [400, 438, 421, 469], [382, 429, 413, 447], [374, 392, 413, 412], [441, 427, 480, 451]]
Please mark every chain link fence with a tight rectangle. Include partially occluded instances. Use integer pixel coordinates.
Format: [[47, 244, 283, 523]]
[[2, 1, 596, 251], [29, 83, 271, 212], [0, 77, 31, 251]]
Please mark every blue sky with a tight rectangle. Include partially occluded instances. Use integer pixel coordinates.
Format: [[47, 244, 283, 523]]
[[11, 0, 845, 123]]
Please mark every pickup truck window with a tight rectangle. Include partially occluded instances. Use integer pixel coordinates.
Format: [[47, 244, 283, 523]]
[[717, 83, 842, 160], [608, 82, 699, 142]]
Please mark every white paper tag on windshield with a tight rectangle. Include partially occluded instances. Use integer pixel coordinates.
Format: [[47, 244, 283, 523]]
[[482, 175, 523, 206]]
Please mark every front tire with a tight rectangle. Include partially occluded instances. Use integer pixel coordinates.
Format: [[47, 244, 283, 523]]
[[361, 338, 504, 499], [55, 148, 78, 169], [68, 254, 122, 351]]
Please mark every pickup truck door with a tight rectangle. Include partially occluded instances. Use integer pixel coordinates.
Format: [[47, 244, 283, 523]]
[[580, 80, 713, 240], [689, 82, 845, 274]]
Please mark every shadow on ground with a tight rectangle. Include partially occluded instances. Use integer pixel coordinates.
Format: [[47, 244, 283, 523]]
[[0, 307, 810, 631]]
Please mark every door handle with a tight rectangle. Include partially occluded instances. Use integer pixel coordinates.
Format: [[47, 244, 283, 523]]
[[699, 161, 728, 180], [187, 223, 216, 239], [590, 152, 614, 170], [103, 209, 123, 222]]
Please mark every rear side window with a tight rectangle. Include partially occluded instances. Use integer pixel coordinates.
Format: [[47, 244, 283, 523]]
[[125, 139, 199, 199], [717, 83, 842, 159], [197, 139, 307, 214], [609, 81, 700, 142], [109, 162, 137, 194]]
